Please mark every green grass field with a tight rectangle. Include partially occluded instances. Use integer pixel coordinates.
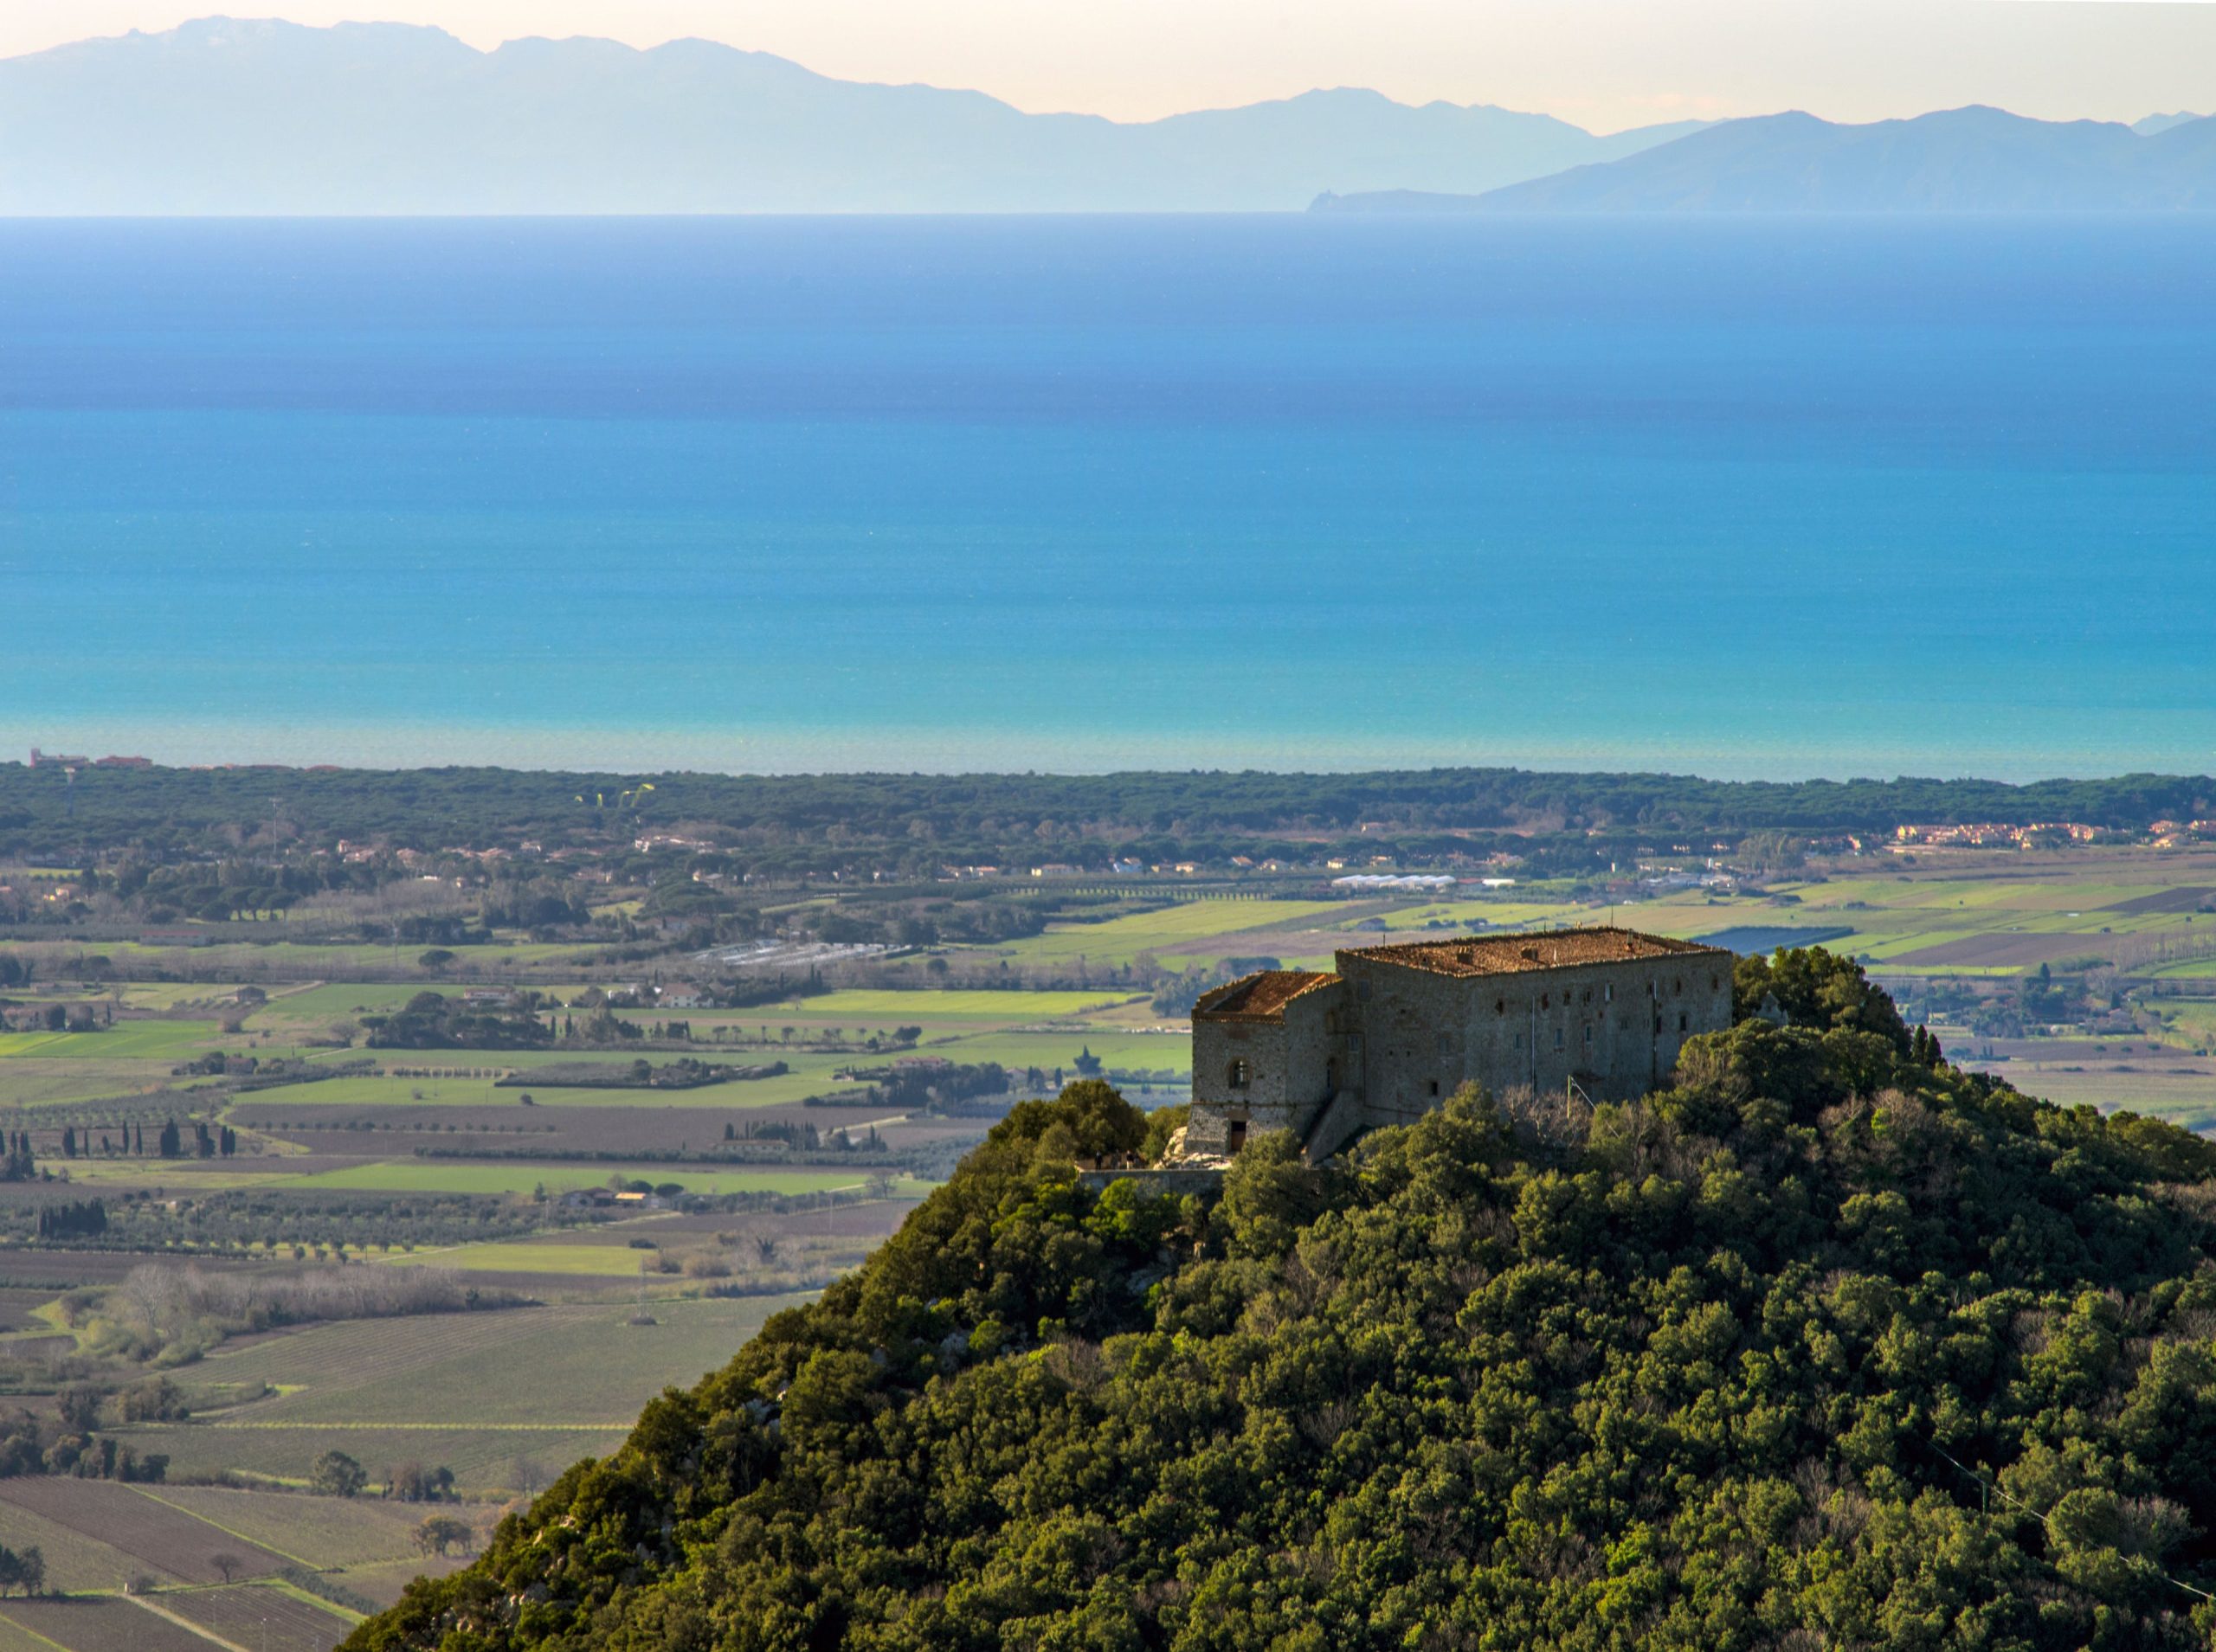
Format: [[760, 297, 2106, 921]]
[[0, 1022, 223, 1060], [987, 899, 1347, 967], [725, 988, 1143, 1021], [0, 1059, 186, 1108], [933, 1029, 1190, 1078], [390, 1239, 660, 1276], [1358, 898, 1588, 933]]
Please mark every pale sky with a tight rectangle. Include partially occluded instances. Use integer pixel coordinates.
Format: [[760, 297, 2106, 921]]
[[4, 1, 2213, 130]]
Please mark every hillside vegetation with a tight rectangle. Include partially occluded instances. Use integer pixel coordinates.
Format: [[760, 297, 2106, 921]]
[[349, 953, 2216, 1649]]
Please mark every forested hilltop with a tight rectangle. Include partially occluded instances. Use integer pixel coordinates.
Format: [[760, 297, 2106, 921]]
[[4, 762, 2213, 871], [349, 953, 2216, 1650]]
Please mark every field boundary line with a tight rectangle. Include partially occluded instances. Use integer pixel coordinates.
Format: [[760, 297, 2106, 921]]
[[126, 1485, 322, 1572], [123, 1593, 252, 1652], [0, 1606, 72, 1652], [266, 1579, 365, 1625]]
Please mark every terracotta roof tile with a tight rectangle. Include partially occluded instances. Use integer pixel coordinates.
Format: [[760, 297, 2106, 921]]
[[1343, 927, 1724, 978], [1194, 969, 1341, 1022]]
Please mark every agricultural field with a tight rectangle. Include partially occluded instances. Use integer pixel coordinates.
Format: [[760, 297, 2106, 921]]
[[0, 1478, 292, 1583], [390, 1239, 659, 1276], [193, 1297, 804, 1428], [264, 1162, 917, 1197], [389, 1198, 920, 1289], [0, 1597, 216, 1652], [339, 1554, 473, 1610], [106, 1296, 813, 1495], [5, 838, 2216, 1616], [0, 1495, 155, 1594], [0, 1478, 426, 1652], [980, 897, 1350, 968], [229, 1061, 854, 1111], [928, 1029, 1190, 1078], [139, 1486, 438, 1570], [0, 1061, 187, 1108], [725, 988, 1137, 1024], [1728, 860, 2216, 975], [132, 1424, 630, 1495], [0, 1024, 225, 1062], [158, 1583, 358, 1652], [0, 939, 599, 979]]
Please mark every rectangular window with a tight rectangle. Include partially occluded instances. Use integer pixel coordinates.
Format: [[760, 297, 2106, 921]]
[[1554, 1028, 1563, 1051], [1584, 1025, 1593, 1045]]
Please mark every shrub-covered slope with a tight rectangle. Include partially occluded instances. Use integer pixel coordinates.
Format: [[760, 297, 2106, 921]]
[[350, 953, 2216, 1650]]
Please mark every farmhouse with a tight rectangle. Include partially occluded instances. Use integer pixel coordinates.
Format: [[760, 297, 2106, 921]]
[[1187, 928, 1732, 1161]]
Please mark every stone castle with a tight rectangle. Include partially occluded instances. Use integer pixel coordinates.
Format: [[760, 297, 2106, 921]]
[[1186, 927, 1732, 1162]]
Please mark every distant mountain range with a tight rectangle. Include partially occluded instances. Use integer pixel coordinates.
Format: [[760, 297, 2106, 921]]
[[4, 22, 2207, 216], [1314, 106, 2216, 213], [0, 17, 1705, 214]]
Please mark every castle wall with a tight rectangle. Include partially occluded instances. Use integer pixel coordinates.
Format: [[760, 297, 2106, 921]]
[[1186, 980, 1347, 1154], [1337, 948, 1733, 1126], [1186, 936, 1733, 1160]]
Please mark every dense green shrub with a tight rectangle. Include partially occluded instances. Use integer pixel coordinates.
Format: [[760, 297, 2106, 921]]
[[348, 977, 2216, 1651]]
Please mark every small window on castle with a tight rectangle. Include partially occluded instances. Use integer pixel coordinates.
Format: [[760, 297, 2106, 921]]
[[1604, 984, 1613, 1002], [1674, 978, 1683, 994], [1226, 1121, 1249, 1154], [1428, 1079, 1440, 1097], [1514, 1033, 1523, 1050], [1227, 1059, 1250, 1089], [1496, 998, 1505, 1015], [1584, 1025, 1593, 1045], [1541, 993, 1549, 1010], [1581, 989, 1592, 1005], [1553, 1028, 1564, 1050], [1678, 1012, 1689, 1033]]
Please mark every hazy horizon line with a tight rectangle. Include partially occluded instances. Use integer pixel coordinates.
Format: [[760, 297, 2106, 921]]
[[3, 721, 2202, 787], [6, 13, 2203, 139]]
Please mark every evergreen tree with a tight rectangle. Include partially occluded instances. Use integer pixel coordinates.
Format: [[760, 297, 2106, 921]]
[[354, 1016, 2216, 1652]]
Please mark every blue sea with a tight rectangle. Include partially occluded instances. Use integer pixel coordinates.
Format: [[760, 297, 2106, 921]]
[[2, 215, 2212, 778]]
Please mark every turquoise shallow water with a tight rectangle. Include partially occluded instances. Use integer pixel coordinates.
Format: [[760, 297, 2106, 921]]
[[2, 215, 2212, 778]]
